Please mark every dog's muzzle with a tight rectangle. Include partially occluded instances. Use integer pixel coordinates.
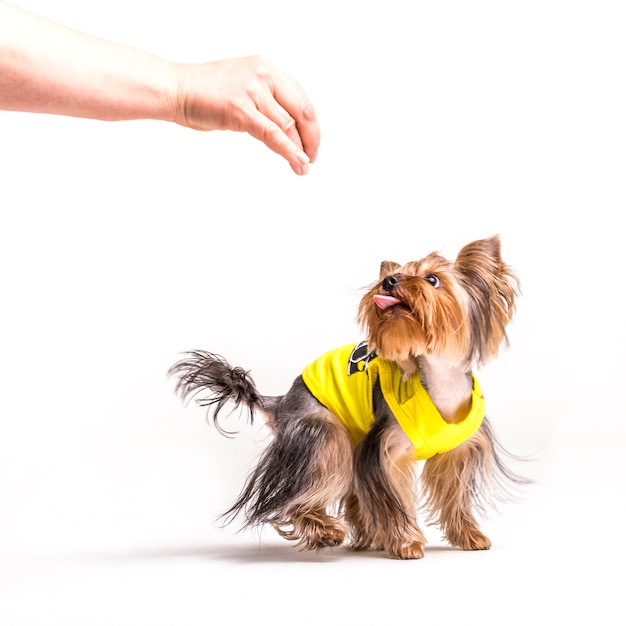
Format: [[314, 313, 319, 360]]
[[374, 275, 402, 310]]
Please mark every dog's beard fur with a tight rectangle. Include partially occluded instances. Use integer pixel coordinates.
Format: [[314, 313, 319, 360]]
[[170, 235, 527, 559]]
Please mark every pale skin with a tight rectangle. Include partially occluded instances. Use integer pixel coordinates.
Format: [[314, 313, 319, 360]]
[[0, 2, 319, 175]]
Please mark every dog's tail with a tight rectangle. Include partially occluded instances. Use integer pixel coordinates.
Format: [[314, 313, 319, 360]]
[[168, 350, 273, 436]]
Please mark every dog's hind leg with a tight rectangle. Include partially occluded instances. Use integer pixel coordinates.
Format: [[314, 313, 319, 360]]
[[223, 387, 354, 551], [272, 414, 354, 550]]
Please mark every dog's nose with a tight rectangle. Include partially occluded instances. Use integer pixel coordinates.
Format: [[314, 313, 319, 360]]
[[382, 275, 400, 292]]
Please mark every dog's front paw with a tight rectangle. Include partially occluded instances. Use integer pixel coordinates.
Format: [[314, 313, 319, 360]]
[[388, 541, 425, 560], [449, 527, 492, 551]]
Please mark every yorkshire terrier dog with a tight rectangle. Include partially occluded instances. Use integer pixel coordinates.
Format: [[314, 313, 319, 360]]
[[170, 235, 524, 559]]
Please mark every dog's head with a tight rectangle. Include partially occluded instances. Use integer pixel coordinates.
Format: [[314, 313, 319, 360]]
[[358, 235, 520, 372]]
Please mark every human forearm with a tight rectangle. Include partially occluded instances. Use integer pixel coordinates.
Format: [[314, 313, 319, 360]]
[[0, 2, 177, 121], [0, 2, 319, 174]]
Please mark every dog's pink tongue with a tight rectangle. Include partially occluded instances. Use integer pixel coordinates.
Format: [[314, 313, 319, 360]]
[[373, 294, 401, 310]]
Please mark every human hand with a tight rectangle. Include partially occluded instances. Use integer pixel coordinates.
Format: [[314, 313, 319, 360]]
[[173, 55, 320, 175]]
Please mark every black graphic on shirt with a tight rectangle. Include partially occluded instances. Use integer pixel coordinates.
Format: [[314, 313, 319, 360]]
[[347, 341, 377, 376]]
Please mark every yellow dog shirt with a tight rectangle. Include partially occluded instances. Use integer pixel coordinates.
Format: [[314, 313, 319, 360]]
[[301, 342, 485, 459]]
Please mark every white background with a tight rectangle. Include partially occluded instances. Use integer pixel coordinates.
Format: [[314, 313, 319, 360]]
[[1, 1, 624, 624]]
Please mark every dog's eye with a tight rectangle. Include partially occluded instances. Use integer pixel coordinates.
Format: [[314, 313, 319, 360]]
[[424, 274, 440, 288]]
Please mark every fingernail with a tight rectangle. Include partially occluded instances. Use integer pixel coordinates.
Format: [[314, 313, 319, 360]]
[[296, 150, 310, 175]]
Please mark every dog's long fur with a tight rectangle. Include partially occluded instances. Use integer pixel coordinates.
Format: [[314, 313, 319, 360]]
[[169, 235, 526, 559]]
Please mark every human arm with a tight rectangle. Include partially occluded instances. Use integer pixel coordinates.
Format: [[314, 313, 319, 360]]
[[0, 2, 319, 174]]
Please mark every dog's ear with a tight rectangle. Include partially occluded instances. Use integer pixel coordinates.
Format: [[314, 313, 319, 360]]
[[455, 235, 502, 273], [379, 260, 401, 279], [455, 235, 520, 363]]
